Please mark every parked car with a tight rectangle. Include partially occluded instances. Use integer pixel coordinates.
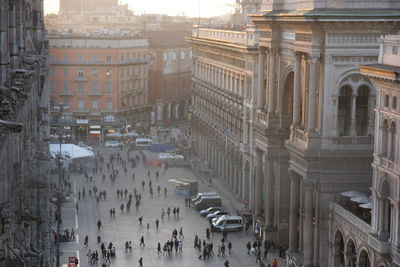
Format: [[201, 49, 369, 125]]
[[207, 210, 229, 222], [199, 207, 223, 217], [157, 126, 170, 133], [212, 216, 244, 232], [105, 141, 121, 147]]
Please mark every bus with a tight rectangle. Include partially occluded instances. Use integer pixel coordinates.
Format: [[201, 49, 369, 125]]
[[135, 138, 153, 149]]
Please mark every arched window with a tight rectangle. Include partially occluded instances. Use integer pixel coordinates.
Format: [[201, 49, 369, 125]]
[[338, 86, 352, 136], [389, 122, 396, 161], [356, 85, 370, 136], [381, 120, 389, 157], [380, 180, 392, 241]]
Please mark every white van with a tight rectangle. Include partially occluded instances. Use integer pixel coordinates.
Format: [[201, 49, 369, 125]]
[[191, 192, 218, 203], [212, 215, 243, 232]]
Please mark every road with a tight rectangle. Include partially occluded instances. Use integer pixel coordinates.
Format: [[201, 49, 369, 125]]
[[59, 144, 285, 267]]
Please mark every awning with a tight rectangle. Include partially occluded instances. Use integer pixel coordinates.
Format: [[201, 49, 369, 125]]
[[49, 144, 94, 160]]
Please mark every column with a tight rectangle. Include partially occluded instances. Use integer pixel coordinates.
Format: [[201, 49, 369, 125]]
[[288, 170, 300, 252], [255, 149, 264, 216], [267, 48, 277, 113], [257, 47, 266, 109], [233, 165, 238, 193], [303, 181, 315, 267], [265, 154, 274, 228], [349, 93, 357, 135], [307, 54, 319, 132], [293, 53, 302, 125]]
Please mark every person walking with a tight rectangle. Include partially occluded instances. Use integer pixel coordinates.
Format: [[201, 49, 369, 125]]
[[146, 223, 150, 231], [157, 242, 161, 254], [246, 241, 251, 255], [155, 218, 159, 229], [84, 235, 89, 247], [97, 220, 102, 231], [228, 241, 232, 254], [272, 258, 278, 267], [139, 216, 143, 225], [224, 259, 230, 267], [138, 257, 143, 267], [179, 227, 184, 238], [161, 208, 165, 219], [120, 203, 124, 213], [140, 236, 145, 247]]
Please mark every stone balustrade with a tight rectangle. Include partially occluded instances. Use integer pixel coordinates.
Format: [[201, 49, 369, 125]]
[[192, 27, 259, 46]]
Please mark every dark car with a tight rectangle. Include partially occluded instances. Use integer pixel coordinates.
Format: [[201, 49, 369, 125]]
[[199, 206, 222, 217], [207, 210, 229, 222]]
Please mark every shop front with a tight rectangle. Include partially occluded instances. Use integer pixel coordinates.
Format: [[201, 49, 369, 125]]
[[89, 125, 101, 142]]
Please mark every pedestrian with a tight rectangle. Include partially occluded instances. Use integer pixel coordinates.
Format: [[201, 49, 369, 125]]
[[140, 236, 145, 247], [246, 241, 251, 255], [161, 208, 165, 219], [167, 207, 171, 217], [78, 191, 81, 200], [132, 172, 135, 181], [146, 223, 150, 231], [228, 241, 232, 254], [176, 207, 180, 217], [157, 242, 161, 254], [178, 240, 183, 252], [97, 220, 102, 231], [206, 228, 210, 239], [155, 218, 159, 229], [84, 235, 89, 247], [75, 202, 79, 213], [179, 227, 184, 238], [138, 257, 143, 267], [142, 180, 145, 190], [164, 186, 167, 196], [139, 216, 143, 225], [256, 249, 261, 263], [147, 170, 150, 177], [272, 258, 278, 267], [120, 203, 124, 213], [224, 259, 230, 267], [264, 247, 268, 260]]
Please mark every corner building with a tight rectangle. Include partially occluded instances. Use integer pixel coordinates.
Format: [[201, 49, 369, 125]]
[[250, 1, 400, 267]]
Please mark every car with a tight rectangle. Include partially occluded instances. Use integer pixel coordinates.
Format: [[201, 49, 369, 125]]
[[207, 210, 229, 222], [212, 216, 244, 232], [105, 141, 121, 147], [199, 207, 223, 217]]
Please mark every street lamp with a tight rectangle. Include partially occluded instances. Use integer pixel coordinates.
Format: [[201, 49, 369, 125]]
[[52, 103, 69, 267]]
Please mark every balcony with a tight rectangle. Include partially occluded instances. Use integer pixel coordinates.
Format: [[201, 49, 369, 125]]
[[88, 91, 101, 96], [375, 155, 400, 174], [60, 90, 73, 96], [75, 76, 88, 82], [192, 26, 260, 46]]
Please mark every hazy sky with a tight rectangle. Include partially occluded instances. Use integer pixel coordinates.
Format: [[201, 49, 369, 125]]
[[43, 0, 236, 17]]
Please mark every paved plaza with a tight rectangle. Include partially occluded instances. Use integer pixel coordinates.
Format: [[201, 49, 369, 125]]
[[58, 145, 286, 267]]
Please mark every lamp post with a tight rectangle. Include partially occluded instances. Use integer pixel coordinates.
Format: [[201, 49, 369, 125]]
[[52, 103, 69, 267]]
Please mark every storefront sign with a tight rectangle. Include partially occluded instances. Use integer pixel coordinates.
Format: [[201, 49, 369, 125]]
[[76, 119, 89, 124], [90, 125, 101, 129]]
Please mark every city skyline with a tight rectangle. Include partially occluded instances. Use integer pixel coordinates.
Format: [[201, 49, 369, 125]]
[[43, 0, 236, 17]]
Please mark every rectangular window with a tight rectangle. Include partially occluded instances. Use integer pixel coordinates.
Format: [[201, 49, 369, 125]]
[[63, 53, 69, 61], [106, 98, 112, 110], [78, 69, 84, 77], [77, 99, 85, 110], [63, 81, 70, 92], [106, 55, 112, 63], [105, 82, 113, 94], [92, 99, 98, 110], [92, 55, 98, 62], [92, 82, 99, 92], [92, 69, 98, 77], [49, 80, 55, 95], [78, 55, 84, 62], [163, 52, 168, 61], [77, 82, 85, 94], [64, 68, 69, 78]]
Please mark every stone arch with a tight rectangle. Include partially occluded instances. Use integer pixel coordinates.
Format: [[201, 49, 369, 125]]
[[358, 249, 371, 267], [338, 85, 353, 136], [345, 238, 357, 267], [355, 85, 372, 136], [379, 179, 392, 241], [280, 71, 294, 129], [333, 229, 345, 267]]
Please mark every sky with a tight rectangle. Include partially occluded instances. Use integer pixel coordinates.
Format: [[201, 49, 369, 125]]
[[43, 0, 236, 17]]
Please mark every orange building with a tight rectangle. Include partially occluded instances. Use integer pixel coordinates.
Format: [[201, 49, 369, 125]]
[[49, 34, 149, 142]]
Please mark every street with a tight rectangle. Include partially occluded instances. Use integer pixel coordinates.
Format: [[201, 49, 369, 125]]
[[59, 144, 285, 267]]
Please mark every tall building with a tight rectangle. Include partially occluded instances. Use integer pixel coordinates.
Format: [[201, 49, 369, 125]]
[[249, 2, 400, 267], [327, 35, 400, 267], [49, 34, 149, 141], [0, 1, 51, 266], [147, 30, 192, 126]]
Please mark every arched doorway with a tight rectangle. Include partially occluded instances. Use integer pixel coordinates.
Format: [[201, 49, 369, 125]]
[[281, 71, 294, 129], [338, 85, 352, 136], [358, 250, 371, 267], [333, 230, 345, 267], [345, 239, 356, 267]]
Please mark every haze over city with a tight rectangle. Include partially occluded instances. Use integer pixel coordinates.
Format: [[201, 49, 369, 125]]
[[43, 0, 236, 17]]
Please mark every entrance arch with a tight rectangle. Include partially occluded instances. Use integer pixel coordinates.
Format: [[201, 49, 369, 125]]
[[380, 179, 391, 241], [358, 249, 371, 267], [333, 230, 345, 267], [345, 239, 356, 267]]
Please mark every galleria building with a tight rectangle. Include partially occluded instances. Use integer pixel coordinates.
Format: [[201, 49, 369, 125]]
[[188, 0, 400, 266]]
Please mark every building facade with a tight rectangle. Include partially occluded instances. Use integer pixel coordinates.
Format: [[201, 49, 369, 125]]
[[0, 0, 51, 266], [49, 34, 149, 142], [147, 30, 192, 126], [250, 2, 400, 266], [188, 25, 260, 210], [327, 35, 400, 267]]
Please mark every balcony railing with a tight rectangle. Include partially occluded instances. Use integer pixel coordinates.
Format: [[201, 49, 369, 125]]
[[60, 91, 73, 96], [88, 91, 102, 96], [75, 76, 88, 82], [192, 27, 260, 46], [376, 155, 400, 174]]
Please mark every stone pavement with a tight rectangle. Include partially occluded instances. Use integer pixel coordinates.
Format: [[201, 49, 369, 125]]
[[58, 144, 286, 267]]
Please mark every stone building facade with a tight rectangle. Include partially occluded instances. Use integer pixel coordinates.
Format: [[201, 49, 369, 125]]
[[0, 0, 51, 266], [49, 34, 149, 141], [327, 35, 400, 267], [250, 2, 400, 266], [189, 1, 400, 267]]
